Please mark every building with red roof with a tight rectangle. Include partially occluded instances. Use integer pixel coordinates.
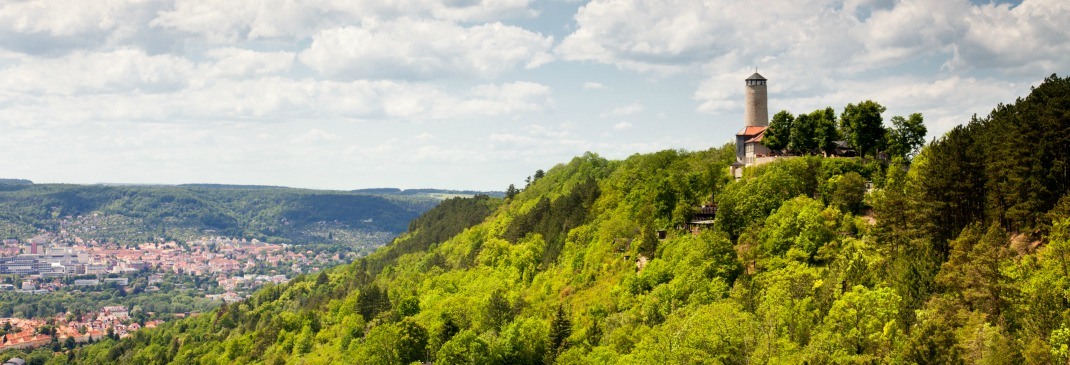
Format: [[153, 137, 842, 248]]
[[733, 72, 774, 174]]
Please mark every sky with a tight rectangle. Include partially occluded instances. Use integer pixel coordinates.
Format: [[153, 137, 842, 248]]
[[0, 0, 1066, 191]]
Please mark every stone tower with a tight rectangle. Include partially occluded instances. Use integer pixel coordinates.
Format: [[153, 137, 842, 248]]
[[744, 72, 768, 127]]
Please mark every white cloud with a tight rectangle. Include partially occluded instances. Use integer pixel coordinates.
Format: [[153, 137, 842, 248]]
[[525, 123, 571, 139], [411, 0, 537, 22], [555, 0, 707, 70], [489, 133, 539, 145], [299, 19, 553, 80], [413, 132, 436, 143], [556, 0, 851, 73], [0, 78, 553, 124], [559, 0, 1069, 77], [0, 49, 194, 95], [150, 0, 327, 42], [950, 0, 1070, 74], [203, 47, 295, 78], [613, 121, 632, 130], [0, 0, 147, 37], [290, 128, 340, 144], [150, 0, 537, 42], [600, 102, 643, 118], [0, 0, 169, 55], [455, 82, 554, 117], [583, 81, 604, 89], [858, 0, 965, 67]]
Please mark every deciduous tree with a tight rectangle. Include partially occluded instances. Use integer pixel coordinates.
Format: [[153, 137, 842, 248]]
[[840, 100, 887, 158], [789, 113, 818, 154], [764, 110, 794, 151], [886, 113, 927, 160]]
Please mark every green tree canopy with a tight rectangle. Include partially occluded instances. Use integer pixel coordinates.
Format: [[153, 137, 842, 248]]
[[789, 113, 818, 154], [812, 286, 901, 361], [886, 113, 927, 160], [826, 171, 867, 214], [764, 110, 794, 151], [840, 100, 888, 158], [758, 196, 841, 261], [812, 107, 840, 156]]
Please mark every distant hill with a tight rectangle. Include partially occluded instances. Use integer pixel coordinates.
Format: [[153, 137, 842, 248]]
[[353, 187, 505, 198], [178, 183, 284, 190], [0, 184, 443, 247], [0, 178, 32, 185]]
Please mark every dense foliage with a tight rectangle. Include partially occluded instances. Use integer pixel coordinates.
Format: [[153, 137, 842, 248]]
[[368, 195, 501, 274], [32, 74, 1070, 364]]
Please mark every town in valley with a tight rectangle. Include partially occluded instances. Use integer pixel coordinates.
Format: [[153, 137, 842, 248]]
[[0, 214, 356, 352]]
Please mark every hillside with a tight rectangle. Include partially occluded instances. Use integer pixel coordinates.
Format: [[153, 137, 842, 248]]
[[0, 184, 440, 248], [21, 74, 1070, 364]]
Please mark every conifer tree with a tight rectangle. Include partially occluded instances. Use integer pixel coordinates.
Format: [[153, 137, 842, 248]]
[[546, 305, 571, 364]]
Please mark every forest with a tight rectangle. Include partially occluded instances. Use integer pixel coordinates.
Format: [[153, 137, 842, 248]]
[[5, 74, 1069, 364]]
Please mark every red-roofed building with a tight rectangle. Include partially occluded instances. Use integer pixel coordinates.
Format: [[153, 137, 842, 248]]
[[736, 125, 771, 166], [87, 329, 104, 341], [0, 333, 50, 351], [733, 72, 776, 177]]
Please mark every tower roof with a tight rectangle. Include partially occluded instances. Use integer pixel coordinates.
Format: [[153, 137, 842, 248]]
[[746, 72, 766, 81]]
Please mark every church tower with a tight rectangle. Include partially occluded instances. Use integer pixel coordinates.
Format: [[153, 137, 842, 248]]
[[744, 72, 768, 127]]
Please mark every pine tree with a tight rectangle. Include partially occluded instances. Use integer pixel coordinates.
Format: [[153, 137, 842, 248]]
[[545, 305, 571, 364]]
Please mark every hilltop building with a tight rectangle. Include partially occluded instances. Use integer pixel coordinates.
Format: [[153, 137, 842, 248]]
[[729, 72, 858, 175], [735, 72, 772, 166], [730, 72, 790, 179]]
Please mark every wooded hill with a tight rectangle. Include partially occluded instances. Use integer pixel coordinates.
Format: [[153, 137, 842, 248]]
[[19, 74, 1070, 364], [0, 184, 439, 246]]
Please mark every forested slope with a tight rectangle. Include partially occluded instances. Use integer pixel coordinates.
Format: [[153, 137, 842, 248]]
[[35, 74, 1070, 364]]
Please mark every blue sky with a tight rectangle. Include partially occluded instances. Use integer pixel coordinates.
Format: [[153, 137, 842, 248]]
[[0, 0, 1064, 191]]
